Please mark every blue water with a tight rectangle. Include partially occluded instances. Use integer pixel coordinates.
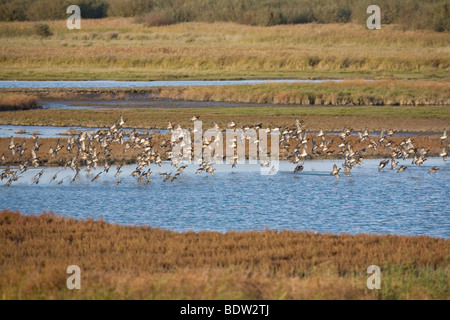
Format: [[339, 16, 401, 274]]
[[1, 159, 448, 238], [0, 125, 166, 138], [0, 79, 339, 89]]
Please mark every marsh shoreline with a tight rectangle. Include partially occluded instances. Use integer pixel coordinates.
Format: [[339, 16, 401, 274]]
[[0, 210, 448, 300]]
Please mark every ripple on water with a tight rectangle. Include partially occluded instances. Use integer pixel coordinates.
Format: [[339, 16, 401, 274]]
[[0, 159, 448, 238]]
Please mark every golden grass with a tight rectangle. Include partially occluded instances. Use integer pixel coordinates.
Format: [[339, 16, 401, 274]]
[[3, 79, 449, 106], [0, 94, 40, 111], [157, 80, 450, 106], [0, 19, 449, 80], [0, 211, 448, 300]]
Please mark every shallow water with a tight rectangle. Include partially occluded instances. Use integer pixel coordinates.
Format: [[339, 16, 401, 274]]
[[41, 99, 291, 109], [0, 79, 338, 89], [1, 159, 448, 238], [0, 125, 166, 138], [0, 124, 432, 139]]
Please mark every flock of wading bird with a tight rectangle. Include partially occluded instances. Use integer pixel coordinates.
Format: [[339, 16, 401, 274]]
[[0, 116, 448, 189]]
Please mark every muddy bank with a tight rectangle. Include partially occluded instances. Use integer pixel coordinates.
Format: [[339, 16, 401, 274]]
[[0, 133, 446, 167]]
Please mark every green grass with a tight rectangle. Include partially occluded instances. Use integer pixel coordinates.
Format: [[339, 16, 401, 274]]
[[0, 106, 448, 132]]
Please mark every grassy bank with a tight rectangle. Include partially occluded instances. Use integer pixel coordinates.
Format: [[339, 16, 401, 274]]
[[0, 19, 449, 80], [4, 80, 450, 106], [0, 106, 449, 132], [156, 80, 450, 106], [0, 94, 41, 111], [0, 211, 448, 300]]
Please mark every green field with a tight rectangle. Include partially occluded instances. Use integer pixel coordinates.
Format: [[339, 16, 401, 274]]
[[0, 105, 449, 132]]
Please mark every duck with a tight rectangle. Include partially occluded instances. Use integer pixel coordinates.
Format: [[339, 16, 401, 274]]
[[440, 129, 447, 144], [49, 170, 62, 184], [8, 137, 15, 156], [91, 172, 102, 182], [317, 129, 325, 138], [378, 159, 389, 171], [70, 171, 80, 184], [104, 160, 111, 173], [342, 162, 352, 176], [440, 148, 448, 161], [391, 159, 399, 170], [268, 165, 276, 175], [196, 167, 204, 174], [300, 147, 308, 158], [119, 115, 125, 127], [331, 164, 340, 179], [397, 165, 407, 173], [427, 166, 439, 174], [294, 162, 304, 173]]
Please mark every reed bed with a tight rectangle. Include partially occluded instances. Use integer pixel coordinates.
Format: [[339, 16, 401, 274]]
[[0, 94, 41, 111], [157, 80, 450, 106], [4, 79, 449, 106], [0, 20, 449, 80], [0, 211, 448, 300]]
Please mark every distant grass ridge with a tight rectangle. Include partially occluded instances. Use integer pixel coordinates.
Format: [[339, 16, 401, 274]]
[[0, 20, 449, 80], [0, 211, 448, 300], [1, 0, 449, 32]]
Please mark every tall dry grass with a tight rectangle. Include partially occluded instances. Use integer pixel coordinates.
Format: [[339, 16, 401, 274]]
[[0, 20, 448, 80], [3, 79, 449, 106], [157, 80, 450, 106], [0, 94, 40, 111], [0, 211, 448, 299]]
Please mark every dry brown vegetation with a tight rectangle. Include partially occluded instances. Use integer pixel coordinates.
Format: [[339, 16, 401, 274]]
[[0, 94, 41, 111], [4, 79, 450, 107], [0, 211, 448, 300], [157, 80, 450, 106], [0, 20, 449, 80]]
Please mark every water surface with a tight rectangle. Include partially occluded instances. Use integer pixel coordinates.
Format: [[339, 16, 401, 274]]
[[1, 159, 448, 238], [0, 79, 338, 89], [0, 125, 165, 138]]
